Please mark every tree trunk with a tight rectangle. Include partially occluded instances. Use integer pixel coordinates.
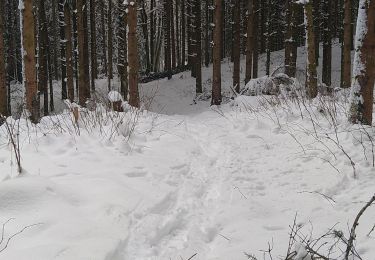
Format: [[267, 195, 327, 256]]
[[128, 1, 140, 108], [181, 0, 186, 65], [322, 0, 332, 88], [285, 0, 298, 78], [253, 0, 259, 78], [164, 0, 172, 78], [38, 0, 49, 115], [171, 1, 176, 69], [341, 0, 352, 88], [118, 0, 128, 100], [204, 0, 210, 67], [0, 0, 7, 117], [22, 0, 40, 123], [176, 0, 181, 67], [52, 0, 60, 80], [100, 0, 108, 76], [265, 0, 271, 76], [90, 0, 97, 92], [349, 0, 375, 125], [233, 0, 240, 92], [140, 0, 151, 74], [65, 3, 74, 102], [59, 0, 67, 100], [211, 0, 222, 105], [304, 1, 318, 99], [150, 0, 155, 71], [245, 0, 254, 84], [77, 0, 90, 106], [194, 0, 202, 94], [107, 0, 113, 90]]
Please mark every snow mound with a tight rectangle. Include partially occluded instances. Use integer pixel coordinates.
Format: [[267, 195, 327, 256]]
[[108, 91, 123, 102], [241, 73, 303, 97]]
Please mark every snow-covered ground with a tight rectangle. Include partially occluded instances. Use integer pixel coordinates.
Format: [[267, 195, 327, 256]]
[[1, 44, 374, 260]]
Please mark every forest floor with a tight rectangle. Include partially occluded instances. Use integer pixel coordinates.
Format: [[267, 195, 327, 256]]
[[0, 44, 374, 260]]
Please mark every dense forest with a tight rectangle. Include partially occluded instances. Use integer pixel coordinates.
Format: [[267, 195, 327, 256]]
[[0, 0, 374, 123]]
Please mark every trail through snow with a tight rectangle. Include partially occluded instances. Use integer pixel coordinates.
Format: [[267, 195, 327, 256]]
[[1, 51, 375, 260]]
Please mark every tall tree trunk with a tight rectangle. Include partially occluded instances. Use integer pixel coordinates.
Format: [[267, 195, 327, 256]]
[[100, 0, 108, 76], [83, 1, 90, 98], [150, 0, 155, 71], [265, 0, 271, 76], [65, 2, 74, 102], [72, 2, 79, 93], [233, 0, 240, 92], [349, 0, 375, 125], [341, 0, 352, 88], [176, 0, 181, 67], [245, 0, 254, 84], [140, 0, 151, 73], [304, 1, 318, 99], [22, 0, 40, 123], [128, 1, 140, 108], [252, 0, 259, 78], [118, 0, 128, 100], [285, 0, 298, 78], [164, 0, 172, 78], [39, 0, 49, 115], [0, 0, 7, 117], [107, 0, 113, 90], [90, 0, 97, 92], [313, 0, 320, 65], [171, 1, 176, 69], [194, 0, 202, 94], [59, 0, 67, 100], [181, 0, 186, 65], [322, 0, 332, 88], [52, 0, 60, 80], [204, 0, 210, 67], [77, 0, 90, 106], [211, 0, 222, 105]]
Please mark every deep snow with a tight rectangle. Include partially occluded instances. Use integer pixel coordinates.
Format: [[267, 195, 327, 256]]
[[0, 43, 374, 260]]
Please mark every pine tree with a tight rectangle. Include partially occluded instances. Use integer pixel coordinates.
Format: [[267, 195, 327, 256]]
[[128, 1, 140, 108], [211, 0, 222, 105], [64, 2, 74, 102], [22, 0, 40, 123], [285, 0, 298, 78], [341, 0, 352, 88], [245, 0, 254, 84], [233, 0, 241, 92], [0, 0, 7, 117], [304, 0, 318, 99], [349, 0, 375, 125]]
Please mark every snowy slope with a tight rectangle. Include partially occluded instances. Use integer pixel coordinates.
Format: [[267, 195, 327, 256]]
[[0, 44, 374, 260]]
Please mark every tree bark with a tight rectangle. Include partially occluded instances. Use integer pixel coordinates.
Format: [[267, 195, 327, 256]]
[[211, 0, 222, 105], [77, 0, 90, 106], [59, 0, 67, 100], [0, 0, 7, 117], [22, 0, 40, 123], [304, 1, 318, 99], [128, 1, 140, 108], [322, 0, 332, 87], [349, 0, 375, 125], [342, 0, 352, 88], [65, 3, 74, 102], [194, 0, 202, 94], [38, 0, 49, 115], [90, 0, 97, 92], [164, 0, 172, 78], [245, 0, 254, 84], [107, 0, 113, 90], [233, 0, 240, 92], [285, 0, 298, 78]]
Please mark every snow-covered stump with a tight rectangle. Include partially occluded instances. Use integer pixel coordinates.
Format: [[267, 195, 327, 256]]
[[108, 91, 124, 112]]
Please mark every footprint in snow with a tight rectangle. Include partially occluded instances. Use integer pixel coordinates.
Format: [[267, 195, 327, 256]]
[[124, 171, 148, 178]]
